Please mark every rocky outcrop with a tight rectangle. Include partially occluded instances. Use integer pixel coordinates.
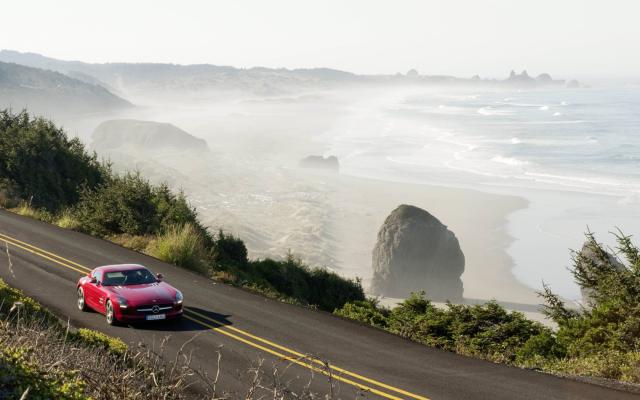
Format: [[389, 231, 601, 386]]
[[298, 155, 339, 172], [566, 79, 581, 88], [92, 119, 208, 153], [370, 205, 464, 300], [406, 69, 419, 78], [578, 241, 625, 306], [536, 73, 553, 83]]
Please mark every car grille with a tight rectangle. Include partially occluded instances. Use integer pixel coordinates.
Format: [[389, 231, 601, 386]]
[[136, 304, 173, 314]]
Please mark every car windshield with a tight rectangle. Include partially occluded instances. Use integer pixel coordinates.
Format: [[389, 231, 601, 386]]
[[102, 269, 157, 286]]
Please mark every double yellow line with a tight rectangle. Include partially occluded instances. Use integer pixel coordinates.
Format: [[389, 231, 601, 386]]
[[0, 232, 430, 400]]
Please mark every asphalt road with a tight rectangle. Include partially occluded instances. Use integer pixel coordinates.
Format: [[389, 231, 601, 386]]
[[0, 209, 637, 400]]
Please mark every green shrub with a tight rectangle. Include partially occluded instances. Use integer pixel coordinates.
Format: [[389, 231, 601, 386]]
[[334, 299, 389, 328], [0, 278, 56, 323], [516, 331, 565, 367], [544, 350, 640, 383], [0, 346, 88, 400], [245, 254, 365, 312], [73, 328, 127, 357], [0, 110, 107, 212], [537, 231, 640, 382], [336, 293, 550, 364], [71, 172, 208, 240], [146, 223, 209, 273], [212, 230, 248, 266]]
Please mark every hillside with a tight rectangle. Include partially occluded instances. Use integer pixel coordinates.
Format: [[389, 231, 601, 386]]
[[92, 119, 208, 152], [0, 50, 580, 97], [0, 61, 131, 114], [0, 50, 360, 97]]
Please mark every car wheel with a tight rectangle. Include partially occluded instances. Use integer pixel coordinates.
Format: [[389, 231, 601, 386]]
[[105, 300, 117, 326], [77, 287, 87, 311]]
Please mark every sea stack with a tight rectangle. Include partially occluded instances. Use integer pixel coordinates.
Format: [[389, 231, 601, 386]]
[[370, 205, 464, 301], [577, 241, 625, 306]]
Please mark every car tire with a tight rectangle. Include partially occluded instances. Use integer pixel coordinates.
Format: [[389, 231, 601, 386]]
[[77, 287, 87, 311], [105, 300, 117, 326]]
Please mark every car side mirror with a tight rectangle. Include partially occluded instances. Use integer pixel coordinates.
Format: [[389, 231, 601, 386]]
[[89, 276, 97, 284], [156, 273, 164, 281]]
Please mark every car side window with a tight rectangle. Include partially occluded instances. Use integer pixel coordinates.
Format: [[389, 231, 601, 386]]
[[91, 270, 101, 284]]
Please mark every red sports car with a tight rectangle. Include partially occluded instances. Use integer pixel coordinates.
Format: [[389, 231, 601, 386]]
[[76, 264, 183, 325]]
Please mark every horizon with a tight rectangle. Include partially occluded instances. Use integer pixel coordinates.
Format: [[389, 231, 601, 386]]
[[0, 48, 575, 82], [1, 0, 639, 82]]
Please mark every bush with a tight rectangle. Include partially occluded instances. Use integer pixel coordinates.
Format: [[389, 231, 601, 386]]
[[336, 293, 550, 364], [538, 231, 640, 382], [73, 328, 127, 357], [212, 230, 248, 266], [0, 346, 87, 400], [71, 173, 208, 239], [245, 254, 365, 312], [334, 299, 389, 328], [516, 331, 565, 367], [146, 223, 209, 273], [0, 110, 107, 212]]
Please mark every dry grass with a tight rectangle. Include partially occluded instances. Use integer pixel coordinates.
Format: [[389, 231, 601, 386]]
[[109, 233, 155, 252], [55, 210, 82, 230], [10, 201, 51, 222], [146, 223, 209, 273]]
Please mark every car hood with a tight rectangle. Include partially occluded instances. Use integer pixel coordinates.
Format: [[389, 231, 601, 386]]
[[105, 282, 176, 306]]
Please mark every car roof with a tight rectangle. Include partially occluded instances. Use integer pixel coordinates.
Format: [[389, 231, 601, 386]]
[[95, 264, 149, 273]]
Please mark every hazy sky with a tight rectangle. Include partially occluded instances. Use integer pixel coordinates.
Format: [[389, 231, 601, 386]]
[[2, 0, 638, 79]]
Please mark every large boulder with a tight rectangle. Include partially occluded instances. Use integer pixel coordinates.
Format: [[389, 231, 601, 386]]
[[370, 205, 464, 300], [577, 241, 625, 306]]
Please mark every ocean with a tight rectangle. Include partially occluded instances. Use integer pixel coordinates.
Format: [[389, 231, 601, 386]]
[[323, 85, 640, 299]]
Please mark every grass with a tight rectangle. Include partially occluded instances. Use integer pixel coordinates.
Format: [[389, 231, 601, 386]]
[[146, 222, 209, 273], [11, 201, 51, 222], [108, 233, 154, 252], [55, 210, 82, 230]]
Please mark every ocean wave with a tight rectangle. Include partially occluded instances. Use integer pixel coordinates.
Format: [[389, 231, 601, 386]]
[[491, 156, 529, 167], [495, 101, 547, 108], [539, 105, 549, 111], [477, 106, 511, 116]]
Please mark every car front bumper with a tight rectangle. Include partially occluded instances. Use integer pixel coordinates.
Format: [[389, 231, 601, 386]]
[[115, 304, 183, 322]]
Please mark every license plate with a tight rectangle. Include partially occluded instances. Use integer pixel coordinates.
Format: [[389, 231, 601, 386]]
[[146, 314, 166, 321]]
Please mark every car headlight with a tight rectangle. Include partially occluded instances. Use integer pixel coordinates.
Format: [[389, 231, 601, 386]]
[[175, 291, 183, 305], [117, 297, 128, 309]]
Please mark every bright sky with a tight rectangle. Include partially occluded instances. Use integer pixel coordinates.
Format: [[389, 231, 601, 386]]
[[1, 0, 638, 79]]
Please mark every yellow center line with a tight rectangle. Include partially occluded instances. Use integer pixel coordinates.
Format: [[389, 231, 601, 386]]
[[0, 232, 91, 272], [183, 314, 403, 400], [185, 309, 431, 400], [1, 236, 89, 275], [0, 232, 430, 400]]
